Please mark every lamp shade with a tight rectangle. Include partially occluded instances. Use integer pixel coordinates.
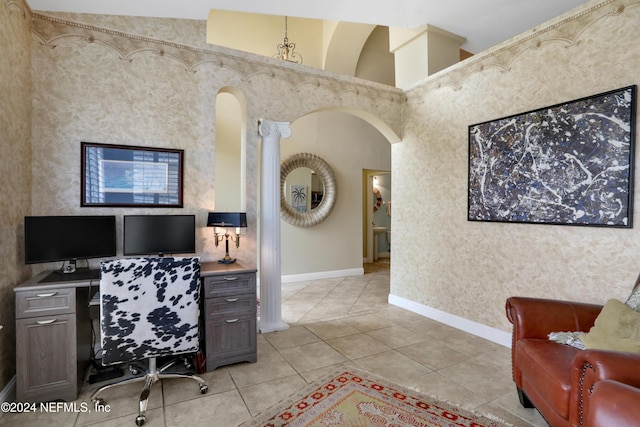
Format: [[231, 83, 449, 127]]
[[207, 212, 247, 228]]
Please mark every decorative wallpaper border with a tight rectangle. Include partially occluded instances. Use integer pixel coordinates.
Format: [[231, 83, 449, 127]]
[[30, 12, 405, 103], [26, 1, 638, 133], [6, 1, 27, 18], [407, 0, 630, 99], [30, 12, 406, 141]]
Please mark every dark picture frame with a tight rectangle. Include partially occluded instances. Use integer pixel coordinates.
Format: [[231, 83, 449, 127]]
[[81, 142, 184, 207], [468, 85, 636, 227]]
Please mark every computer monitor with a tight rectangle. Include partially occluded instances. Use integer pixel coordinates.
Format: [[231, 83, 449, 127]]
[[24, 215, 117, 266], [123, 215, 196, 256]]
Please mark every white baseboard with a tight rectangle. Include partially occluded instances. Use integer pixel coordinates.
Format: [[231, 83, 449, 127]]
[[0, 376, 16, 418], [281, 268, 364, 284], [388, 294, 512, 348]]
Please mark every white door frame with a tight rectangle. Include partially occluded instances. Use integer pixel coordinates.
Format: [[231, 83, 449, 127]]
[[365, 173, 375, 263], [365, 171, 390, 263]]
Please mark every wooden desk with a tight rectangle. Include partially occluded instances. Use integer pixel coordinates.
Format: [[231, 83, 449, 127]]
[[200, 261, 258, 371], [13, 262, 258, 402], [14, 270, 97, 403]]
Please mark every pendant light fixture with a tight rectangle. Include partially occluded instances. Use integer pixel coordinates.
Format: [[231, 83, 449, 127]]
[[274, 16, 302, 64]]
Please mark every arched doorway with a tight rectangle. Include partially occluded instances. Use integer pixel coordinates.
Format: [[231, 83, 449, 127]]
[[278, 108, 398, 279]]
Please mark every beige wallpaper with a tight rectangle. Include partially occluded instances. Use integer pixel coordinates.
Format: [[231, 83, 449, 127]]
[[0, 5, 400, 395], [12, 1, 636, 395], [28, 13, 404, 275], [0, 0, 32, 391], [393, 0, 640, 333]]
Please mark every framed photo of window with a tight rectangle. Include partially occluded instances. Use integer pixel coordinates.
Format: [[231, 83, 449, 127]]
[[81, 142, 184, 207]]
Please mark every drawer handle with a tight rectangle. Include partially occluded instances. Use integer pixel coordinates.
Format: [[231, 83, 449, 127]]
[[225, 297, 239, 302], [226, 319, 239, 323], [36, 292, 57, 298], [224, 276, 239, 281], [36, 319, 57, 325]]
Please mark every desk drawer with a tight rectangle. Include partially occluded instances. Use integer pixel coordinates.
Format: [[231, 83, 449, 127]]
[[15, 288, 76, 319], [205, 295, 256, 321], [203, 273, 255, 298], [16, 313, 77, 402], [205, 310, 257, 367]]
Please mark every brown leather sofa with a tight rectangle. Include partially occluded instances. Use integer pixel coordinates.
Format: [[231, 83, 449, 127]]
[[586, 380, 640, 426], [506, 297, 640, 427]]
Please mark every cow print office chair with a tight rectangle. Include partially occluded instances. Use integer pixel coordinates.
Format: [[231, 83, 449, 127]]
[[90, 257, 208, 426]]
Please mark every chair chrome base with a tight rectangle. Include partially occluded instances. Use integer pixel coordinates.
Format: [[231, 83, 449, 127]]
[[90, 357, 208, 426]]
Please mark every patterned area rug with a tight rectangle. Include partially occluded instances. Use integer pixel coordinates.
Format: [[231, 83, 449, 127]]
[[241, 367, 513, 427]]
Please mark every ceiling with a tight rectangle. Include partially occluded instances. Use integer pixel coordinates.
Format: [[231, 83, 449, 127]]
[[26, 0, 590, 53]]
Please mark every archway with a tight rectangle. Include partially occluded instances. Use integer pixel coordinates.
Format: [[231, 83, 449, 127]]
[[214, 87, 248, 211], [279, 108, 398, 280]]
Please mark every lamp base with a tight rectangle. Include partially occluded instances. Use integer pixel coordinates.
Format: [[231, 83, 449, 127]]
[[218, 258, 236, 264]]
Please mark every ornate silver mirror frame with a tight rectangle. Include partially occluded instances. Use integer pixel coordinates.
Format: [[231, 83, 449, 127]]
[[280, 153, 337, 227]]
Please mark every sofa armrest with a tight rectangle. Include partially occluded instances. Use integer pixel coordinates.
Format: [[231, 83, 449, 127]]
[[506, 297, 602, 340], [585, 380, 640, 427], [570, 349, 640, 427]]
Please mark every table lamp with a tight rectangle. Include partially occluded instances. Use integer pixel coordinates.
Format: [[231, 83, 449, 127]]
[[207, 212, 247, 264]]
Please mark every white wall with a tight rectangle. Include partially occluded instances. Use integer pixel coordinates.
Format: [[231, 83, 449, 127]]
[[207, 11, 324, 68], [355, 26, 395, 86], [281, 111, 391, 276]]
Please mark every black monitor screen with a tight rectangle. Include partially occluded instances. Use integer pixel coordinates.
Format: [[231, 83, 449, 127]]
[[24, 216, 117, 264], [123, 215, 196, 256]]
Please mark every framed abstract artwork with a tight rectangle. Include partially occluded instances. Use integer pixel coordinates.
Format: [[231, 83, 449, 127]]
[[468, 85, 636, 227], [81, 142, 184, 207]]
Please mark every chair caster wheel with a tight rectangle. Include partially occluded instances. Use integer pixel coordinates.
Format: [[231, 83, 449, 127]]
[[200, 384, 208, 394], [135, 414, 146, 426]]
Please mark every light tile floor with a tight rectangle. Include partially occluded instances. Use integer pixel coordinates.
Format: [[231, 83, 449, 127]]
[[0, 260, 548, 427]]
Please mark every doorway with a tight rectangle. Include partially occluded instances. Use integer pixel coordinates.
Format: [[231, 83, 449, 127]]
[[364, 171, 391, 263]]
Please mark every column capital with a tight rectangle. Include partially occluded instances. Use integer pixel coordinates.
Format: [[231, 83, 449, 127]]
[[258, 119, 292, 139]]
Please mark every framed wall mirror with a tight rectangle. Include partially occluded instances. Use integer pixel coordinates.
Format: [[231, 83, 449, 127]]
[[280, 153, 337, 227]]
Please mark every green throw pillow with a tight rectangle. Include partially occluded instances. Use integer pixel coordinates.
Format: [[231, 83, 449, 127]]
[[580, 299, 640, 353]]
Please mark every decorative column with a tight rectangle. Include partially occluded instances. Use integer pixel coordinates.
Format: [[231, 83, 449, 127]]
[[258, 119, 291, 333]]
